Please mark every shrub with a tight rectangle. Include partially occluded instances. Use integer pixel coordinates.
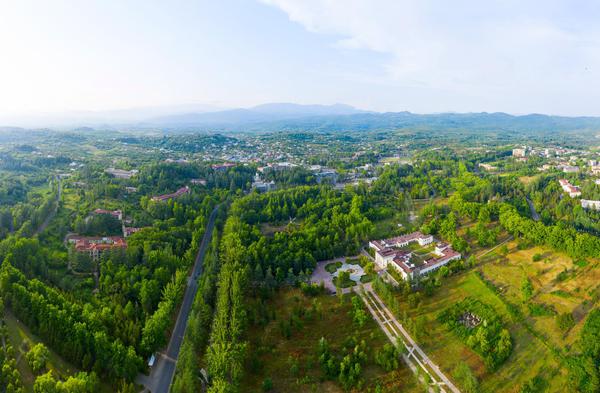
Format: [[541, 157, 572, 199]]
[[262, 377, 273, 392], [26, 343, 49, 374], [556, 312, 575, 332], [374, 343, 401, 371], [438, 297, 512, 370]]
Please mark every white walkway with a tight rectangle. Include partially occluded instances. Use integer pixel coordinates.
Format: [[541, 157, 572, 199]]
[[357, 284, 461, 393]]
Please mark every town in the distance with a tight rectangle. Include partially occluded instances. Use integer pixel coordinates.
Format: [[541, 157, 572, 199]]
[[0, 114, 599, 393]]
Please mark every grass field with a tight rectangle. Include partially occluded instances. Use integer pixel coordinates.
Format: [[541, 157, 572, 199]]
[[392, 269, 568, 392], [518, 175, 539, 186], [479, 241, 600, 350], [241, 288, 421, 393]]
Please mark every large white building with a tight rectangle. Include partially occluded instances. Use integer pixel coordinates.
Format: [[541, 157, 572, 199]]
[[581, 199, 600, 210], [369, 232, 460, 280], [512, 148, 527, 158], [559, 179, 581, 198]]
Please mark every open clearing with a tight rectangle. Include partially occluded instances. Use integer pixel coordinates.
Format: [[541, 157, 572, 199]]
[[392, 270, 568, 392], [480, 241, 600, 350]]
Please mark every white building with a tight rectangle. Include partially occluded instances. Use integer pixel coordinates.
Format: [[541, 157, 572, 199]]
[[512, 148, 527, 158], [562, 165, 580, 174], [559, 179, 582, 198], [369, 232, 458, 280], [581, 200, 600, 210]]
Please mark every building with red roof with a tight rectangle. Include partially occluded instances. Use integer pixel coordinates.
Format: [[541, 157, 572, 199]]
[[369, 233, 461, 280], [73, 236, 127, 261], [151, 186, 190, 202], [93, 209, 123, 220]]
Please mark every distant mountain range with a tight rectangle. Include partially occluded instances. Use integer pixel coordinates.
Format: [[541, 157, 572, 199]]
[[3, 102, 600, 135], [146, 103, 368, 126], [146, 106, 600, 135]]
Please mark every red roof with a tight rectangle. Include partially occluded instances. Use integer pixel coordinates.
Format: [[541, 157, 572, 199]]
[[386, 231, 431, 246], [151, 186, 190, 202], [94, 209, 121, 217], [74, 236, 127, 252], [211, 163, 236, 170]]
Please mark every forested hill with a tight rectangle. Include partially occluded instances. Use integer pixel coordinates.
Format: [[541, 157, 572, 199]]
[[148, 111, 600, 135]]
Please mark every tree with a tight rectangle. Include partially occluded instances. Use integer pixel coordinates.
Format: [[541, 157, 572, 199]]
[[556, 312, 575, 332], [580, 309, 600, 359], [374, 343, 401, 371], [262, 377, 273, 392], [496, 329, 512, 362], [521, 277, 533, 301], [317, 337, 338, 379], [140, 279, 160, 314], [33, 371, 58, 393], [26, 343, 50, 374], [364, 261, 376, 275], [452, 362, 478, 393]]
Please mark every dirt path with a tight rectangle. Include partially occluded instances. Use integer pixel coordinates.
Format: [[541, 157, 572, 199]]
[[475, 235, 514, 259], [33, 177, 61, 236]]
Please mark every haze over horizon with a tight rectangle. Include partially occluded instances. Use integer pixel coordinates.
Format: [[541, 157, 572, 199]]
[[3, 0, 600, 118]]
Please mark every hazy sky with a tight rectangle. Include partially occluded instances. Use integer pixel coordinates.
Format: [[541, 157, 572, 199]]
[[2, 0, 600, 116]]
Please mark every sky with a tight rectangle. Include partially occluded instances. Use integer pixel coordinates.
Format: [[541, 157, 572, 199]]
[[2, 0, 600, 117]]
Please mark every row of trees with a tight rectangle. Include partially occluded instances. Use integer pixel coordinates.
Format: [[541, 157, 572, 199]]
[[171, 228, 222, 393], [0, 263, 142, 382], [567, 309, 600, 393], [0, 297, 24, 393], [205, 217, 250, 392], [499, 203, 600, 259], [33, 371, 98, 393], [140, 270, 187, 355]]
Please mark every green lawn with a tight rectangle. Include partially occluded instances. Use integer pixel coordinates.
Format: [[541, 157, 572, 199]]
[[360, 274, 377, 284], [325, 261, 342, 274], [335, 275, 357, 288]]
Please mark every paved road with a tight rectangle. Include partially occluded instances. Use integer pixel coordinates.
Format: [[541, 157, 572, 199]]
[[526, 197, 540, 221], [137, 205, 220, 393], [358, 284, 460, 393]]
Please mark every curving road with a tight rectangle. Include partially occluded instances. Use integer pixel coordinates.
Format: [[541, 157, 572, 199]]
[[137, 205, 220, 393], [526, 197, 540, 221]]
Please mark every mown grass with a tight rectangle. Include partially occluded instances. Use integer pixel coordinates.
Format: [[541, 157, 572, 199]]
[[325, 261, 342, 274]]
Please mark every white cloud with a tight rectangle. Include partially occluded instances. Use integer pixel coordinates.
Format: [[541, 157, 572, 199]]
[[261, 0, 600, 114]]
